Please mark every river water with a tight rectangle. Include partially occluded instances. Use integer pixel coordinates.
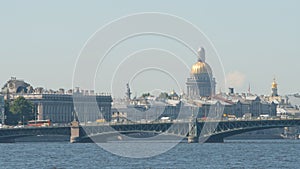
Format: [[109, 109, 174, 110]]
[[0, 139, 299, 169]]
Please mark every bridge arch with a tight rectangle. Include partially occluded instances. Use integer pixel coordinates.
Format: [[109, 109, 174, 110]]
[[0, 127, 70, 143], [200, 120, 300, 143]]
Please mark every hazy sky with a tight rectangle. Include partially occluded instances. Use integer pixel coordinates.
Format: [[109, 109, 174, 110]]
[[0, 0, 299, 97]]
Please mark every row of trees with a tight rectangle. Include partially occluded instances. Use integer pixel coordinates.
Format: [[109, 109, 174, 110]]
[[4, 96, 35, 125], [141, 92, 173, 100]]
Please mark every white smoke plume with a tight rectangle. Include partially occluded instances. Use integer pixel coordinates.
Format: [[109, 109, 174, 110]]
[[226, 71, 246, 88]]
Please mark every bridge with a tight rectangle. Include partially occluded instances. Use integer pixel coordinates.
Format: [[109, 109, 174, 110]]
[[70, 118, 300, 143], [1, 118, 300, 143]]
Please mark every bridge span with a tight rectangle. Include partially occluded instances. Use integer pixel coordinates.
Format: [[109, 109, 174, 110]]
[[1, 118, 300, 143], [0, 127, 70, 143], [70, 118, 300, 143]]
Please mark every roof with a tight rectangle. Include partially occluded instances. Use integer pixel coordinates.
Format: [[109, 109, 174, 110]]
[[245, 96, 260, 101]]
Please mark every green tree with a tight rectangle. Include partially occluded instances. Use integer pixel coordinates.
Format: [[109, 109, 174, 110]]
[[9, 96, 34, 125], [4, 100, 13, 125], [158, 92, 169, 100], [141, 93, 150, 98], [4, 100, 17, 125]]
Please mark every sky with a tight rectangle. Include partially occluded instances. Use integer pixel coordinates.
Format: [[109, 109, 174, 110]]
[[0, 0, 299, 97]]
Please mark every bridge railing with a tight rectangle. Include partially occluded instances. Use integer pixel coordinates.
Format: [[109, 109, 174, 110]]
[[79, 117, 300, 126]]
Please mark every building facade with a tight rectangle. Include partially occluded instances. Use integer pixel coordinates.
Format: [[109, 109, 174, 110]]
[[1, 77, 112, 124]]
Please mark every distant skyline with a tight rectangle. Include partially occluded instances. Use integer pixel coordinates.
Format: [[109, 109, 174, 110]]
[[0, 1, 299, 97]]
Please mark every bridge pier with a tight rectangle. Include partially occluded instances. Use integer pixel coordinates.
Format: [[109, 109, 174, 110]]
[[188, 135, 199, 143], [70, 120, 80, 143], [188, 115, 199, 143]]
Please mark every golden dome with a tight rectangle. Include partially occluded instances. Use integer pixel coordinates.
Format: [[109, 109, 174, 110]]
[[191, 61, 212, 74], [272, 79, 277, 89]]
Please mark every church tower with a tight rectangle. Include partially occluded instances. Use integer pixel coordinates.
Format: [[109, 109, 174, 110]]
[[271, 78, 278, 97], [186, 47, 216, 99], [125, 83, 132, 101]]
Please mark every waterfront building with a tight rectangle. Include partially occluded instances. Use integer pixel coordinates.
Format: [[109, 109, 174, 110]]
[[112, 90, 182, 122], [214, 91, 277, 118], [186, 47, 216, 99], [1, 77, 112, 124], [1, 77, 33, 94]]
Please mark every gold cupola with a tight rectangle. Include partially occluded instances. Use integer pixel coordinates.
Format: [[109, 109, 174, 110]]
[[190, 47, 212, 74], [272, 78, 278, 89], [191, 62, 212, 74]]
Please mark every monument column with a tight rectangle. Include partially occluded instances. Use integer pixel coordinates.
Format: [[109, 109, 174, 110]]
[[37, 102, 43, 120]]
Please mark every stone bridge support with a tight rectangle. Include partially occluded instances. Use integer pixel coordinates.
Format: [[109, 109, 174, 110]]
[[188, 117, 199, 143], [70, 120, 80, 143]]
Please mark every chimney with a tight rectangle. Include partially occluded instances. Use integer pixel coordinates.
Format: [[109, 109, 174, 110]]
[[229, 88, 234, 95]]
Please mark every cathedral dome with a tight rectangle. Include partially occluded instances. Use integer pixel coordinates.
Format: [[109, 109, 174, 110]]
[[191, 61, 212, 74], [190, 47, 212, 74], [272, 79, 278, 89]]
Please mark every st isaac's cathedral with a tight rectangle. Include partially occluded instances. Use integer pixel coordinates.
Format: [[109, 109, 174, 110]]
[[186, 47, 216, 99]]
